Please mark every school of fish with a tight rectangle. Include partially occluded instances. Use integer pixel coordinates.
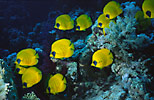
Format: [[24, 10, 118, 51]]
[[13, 0, 153, 95]]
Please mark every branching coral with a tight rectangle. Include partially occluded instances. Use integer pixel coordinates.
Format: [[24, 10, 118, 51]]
[[2, 53, 19, 100], [22, 91, 40, 100], [75, 1, 154, 100], [0, 59, 10, 100]]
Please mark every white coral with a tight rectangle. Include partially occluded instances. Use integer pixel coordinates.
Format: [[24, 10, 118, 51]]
[[22, 91, 40, 100], [0, 59, 9, 100]]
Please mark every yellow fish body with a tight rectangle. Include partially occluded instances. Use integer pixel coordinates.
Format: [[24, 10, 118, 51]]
[[15, 48, 39, 66], [46, 73, 67, 95], [54, 14, 74, 30], [91, 48, 113, 69], [97, 14, 111, 29], [103, 1, 123, 19], [22, 67, 42, 88], [142, 0, 154, 18], [50, 39, 74, 59], [15, 64, 27, 74], [76, 14, 92, 31]]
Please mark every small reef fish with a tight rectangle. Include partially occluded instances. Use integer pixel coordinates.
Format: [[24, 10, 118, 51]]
[[91, 48, 113, 69], [22, 67, 42, 88], [97, 14, 115, 35], [103, 1, 123, 19], [15, 48, 39, 66], [50, 39, 74, 59], [76, 14, 92, 31], [15, 64, 27, 74], [54, 14, 74, 30], [142, 0, 154, 18], [97, 14, 111, 29], [135, 10, 151, 32], [46, 73, 67, 95]]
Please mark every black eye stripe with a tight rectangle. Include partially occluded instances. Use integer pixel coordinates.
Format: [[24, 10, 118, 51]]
[[146, 11, 151, 17], [77, 26, 80, 30], [48, 87, 50, 92], [106, 14, 110, 18], [23, 82, 27, 87], [99, 23, 102, 27], [56, 23, 60, 28], [93, 61, 97, 66], [17, 59, 21, 64], [16, 68, 20, 72], [52, 51, 56, 57]]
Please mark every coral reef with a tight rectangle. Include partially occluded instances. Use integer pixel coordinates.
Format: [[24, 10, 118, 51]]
[[0, 1, 154, 100], [2, 53, 19, 100], [0, 59, 9, 100], [22, 91, 40, 100], [70, 1, 154, 100]]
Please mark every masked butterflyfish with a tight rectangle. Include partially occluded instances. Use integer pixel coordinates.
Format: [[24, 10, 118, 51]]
[[15, 64, 27, 74], [46, 73, 67, 95], [54, 14, 74, 30], [22, 67, 42, 88], [97, 14, 111, 29], [91, 48, 113, 69], [142, 0, 154, 18], [50, 39, 74, 59], [97, 14, 115, 35], [76, 14, 92, 31], [135, 10, 151, 31], [103, 1, 123, 19], [15, 48, 39, 66]]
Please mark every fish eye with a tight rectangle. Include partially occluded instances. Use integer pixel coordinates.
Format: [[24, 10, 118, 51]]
[[23, 82, 27, 87], [52, 51, 56, 57], [76, 26, 80, 30], [17, 59, 21, 64], [56, 23, 60, 28], [99, 23, 102, 27], [48, 87, 50, 93], [16, 68, 20, 72], [146, 11, 151, 17], [106, 14, 110, 18], [93, 61, 97, 66]]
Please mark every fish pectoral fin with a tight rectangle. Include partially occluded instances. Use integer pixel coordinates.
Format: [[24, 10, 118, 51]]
[[35, 53, 39, 59]]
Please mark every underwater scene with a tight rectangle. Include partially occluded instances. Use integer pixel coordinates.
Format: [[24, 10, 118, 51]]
[[0, 0, 154, 100]]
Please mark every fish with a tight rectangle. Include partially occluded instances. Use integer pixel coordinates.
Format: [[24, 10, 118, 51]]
[[50, 39, 74, 59], [91, 48, 113, 69], [54, 14, 74, 30], [135, 10, 151, 31], [15, 64, 27, 74], [76, 14, 92, 31], [97, 14, 115, 35], [22, 67, 42, 88], [103, 1, 123, 19], [15, 48, 39, 66], [142, 0, 154, 18], [46, 73, 66, 95], [97, 14, 111, 29]]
